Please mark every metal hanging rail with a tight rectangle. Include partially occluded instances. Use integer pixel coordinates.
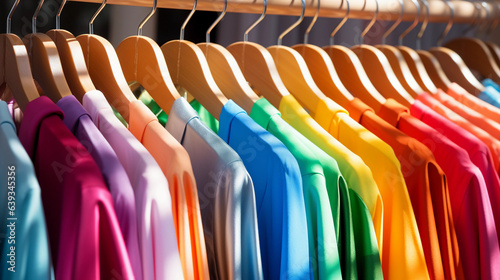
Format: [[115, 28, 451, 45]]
[[69, 0, 497, 24]]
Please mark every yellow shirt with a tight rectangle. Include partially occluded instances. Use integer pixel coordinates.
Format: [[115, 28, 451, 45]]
[[279, 95, 383, 244], [129, 100, 210, 280], [314, 98, 429, 280]]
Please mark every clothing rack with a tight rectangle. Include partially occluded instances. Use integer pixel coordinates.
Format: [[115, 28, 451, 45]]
[[69, 0, 495, 24]]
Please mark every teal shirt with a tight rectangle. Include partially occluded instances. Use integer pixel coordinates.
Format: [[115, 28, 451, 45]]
[[0, 101, 53, 280]]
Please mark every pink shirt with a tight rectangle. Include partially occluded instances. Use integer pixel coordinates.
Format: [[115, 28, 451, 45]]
[[19, 96, 134, 280], [82, 91, 183, 280]]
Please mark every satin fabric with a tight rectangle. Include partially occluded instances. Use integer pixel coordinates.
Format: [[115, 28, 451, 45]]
[[82, 91, 182, 280], [57, 95, 142, 280], [0, 101, 53, 280], [165, 98, 263, 280], [345, 98, 461, 280], [379, 99, 500, 280], [19, 96, 134, 280]]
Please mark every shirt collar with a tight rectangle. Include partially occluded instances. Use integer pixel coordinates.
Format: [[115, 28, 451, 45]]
[[250, 98, 281, 130], [218, 99, 247, 143], [345, 98, 374, 122], [19, 96, 64, 158], [0, 101, 15, 132], [378, 98, 409, 127], [56, 95, 91, 134], [128, 100, 157, 143], [166, 97, 200, 143]]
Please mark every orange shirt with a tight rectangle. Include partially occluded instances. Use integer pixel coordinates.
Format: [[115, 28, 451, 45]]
[[129, 100, 209, 280], [417, 93, 500, 172], [345, 98, 462, 280], [447, 83, 500, 124]]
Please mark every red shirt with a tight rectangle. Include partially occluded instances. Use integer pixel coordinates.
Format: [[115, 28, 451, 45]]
[[378, 99, 500, 280], [345, 98, 460, 280], [18, 96, 134, 280]]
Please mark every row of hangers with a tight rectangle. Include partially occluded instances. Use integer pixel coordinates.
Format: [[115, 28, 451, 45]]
[[1, 0, 499, 127]]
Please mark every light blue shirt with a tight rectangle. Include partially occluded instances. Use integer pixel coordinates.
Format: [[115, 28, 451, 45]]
[[0, 101, 53, 280], [480, 79, 500, 108]]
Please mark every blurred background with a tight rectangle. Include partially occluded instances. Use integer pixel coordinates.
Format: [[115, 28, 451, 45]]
[[1, 0, 498, 52]]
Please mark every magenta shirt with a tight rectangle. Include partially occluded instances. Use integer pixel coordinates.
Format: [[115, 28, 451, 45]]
[[19, 96, 135, 280], [57, 95, 142, 279]]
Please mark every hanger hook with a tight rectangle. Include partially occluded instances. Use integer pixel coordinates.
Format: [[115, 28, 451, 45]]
[[138, 0, 157, 36], [32, 0, 45, 34], [399, 0, 420, 45], [382, 0, 404, 44], [477, 1, 490, 39], [416, 0, 429, 49], [56, 0, 67, 29], [463, 2, 482, 36], [244, 0, 267, 42], [330, 0, 350, 45], [361, 0, 379, 44], [486, 2, 500, 36], [89, 0, 107, 34], [206, 0, 227, 43], [304, 0, 320, 44], [180, 0, 198, 40], [6, 0, 20, 34], [278, 0, 306, 45], [437, 0, 453, 46]]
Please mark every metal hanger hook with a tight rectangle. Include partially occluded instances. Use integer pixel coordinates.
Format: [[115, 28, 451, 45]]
[[361, 0, 379, 44], [416, 0, 429, 49], [180, 0, 198, 40], [399, 0, 420, 45], [138, 0, 157, 36], [330, 0, 350, 45], [486, 2, 500, 36], [278, 0, 306, 45], [32, 0, 45, 34], [89, 0, 107, 34], [304, 0, 320, 44], [56, 0, 67, 29], [477, 2, 490, 38], [382, 0, 404, 44], [244, 0, 267, 42], [437, 0, 453, 46], [7, 0, 20, 34], [206, 0, 227, 43]]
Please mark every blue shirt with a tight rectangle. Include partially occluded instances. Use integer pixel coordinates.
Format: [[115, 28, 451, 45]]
[[480, 79, 500, 107], [0, 101, 53, 280], [217, 100, 310, 279]]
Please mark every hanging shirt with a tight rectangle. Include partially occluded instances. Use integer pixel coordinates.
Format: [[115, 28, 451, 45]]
[[56, 95, 142, 280], [250, 98, 344, 280], [277, 95, 382, 279], [345, 98, 460, 280], [478, 86, 500, 108], [198, 100, 310, 280], [81, 91, 183, 280], [447, 83, 500, 123], [417, 93, 500, 172], [127, 99, 209, 280], [18, 96, 134, 280], [411, 100, 500, 245], [378, 99, 500, 280], [0, 101, 53, 280], [314, 97, 428, 280], [165, 97, 263, 280]]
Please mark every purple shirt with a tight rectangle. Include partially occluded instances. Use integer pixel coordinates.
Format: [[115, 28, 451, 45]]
[[18, 96, 134, 280], [57, 95, 142, 280]]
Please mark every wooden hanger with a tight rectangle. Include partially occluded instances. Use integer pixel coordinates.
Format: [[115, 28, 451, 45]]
[[427, 0, 484, 95], [417, 50, 453, 91], [444, 2, 500, 84], [321, 0, 385, 112], [197, 0, 259, 115], [268, 0, 328, 114], [395, 0, 438, 94], [226, 0, 290, 110], [116, 0, 180, 115], [77, 0, 136, 122], [292, 0, 354, 109], [0, 0, 39, 112], [46, 0, 95, 101], [486, 42, 500, 68], [161, 0, 227, 119], [350, 0, 414, 107], [375, 0, 424, 98], [23, 0, 72, 103]]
